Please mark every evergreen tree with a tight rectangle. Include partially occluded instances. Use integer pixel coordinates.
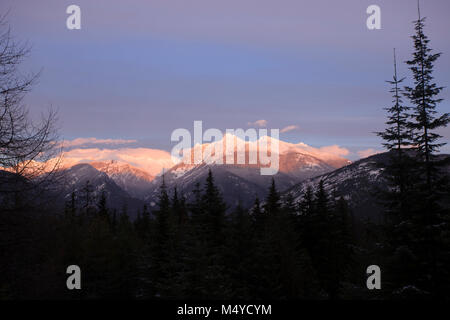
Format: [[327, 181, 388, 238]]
[[64, 191, 77, 220], [404, 5, 449, 190], [201, 169, 230, 297], [202, 169, 227, 243], [330, 196, 355, 298], [377, 49, 415, 220], [310, 181, 335, 298], [400, 4, 450, 298], [137, 204, 151, 240], [182, 171, 231, 298], [155, 179, 170, 244], [182, 182, 206, 298], [97, 191, 109, 221], [375, 49, 418, 284], [110, 209, 117, 234], [299, 186, 314, 217], [315, 180, 328, 216], [251, 196, 262, 216], [297, 181, 354, 299], [81, 180, 94, 210], [404, 3, 449, 227], [189, 182, 204, 225], [283, 193, 297, 214], [250, 180, 281, 298], [374, 3, 450, 298], [171, 187, 187, 227], [378, 49, 411, 155], [263, 178, 281, 215], [150, 177, 172, 297], [226, 203, 254, 298], [250, 196, 264, 228]]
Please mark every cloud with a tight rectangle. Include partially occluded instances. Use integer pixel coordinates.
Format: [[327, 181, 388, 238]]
[[280, 125, 300, 133], [62, 137, 137, 149], [357, 148, 381, 159], [247, 119, 268, 127], [317, 145, 350, 157], [61, 147, 173, 176]]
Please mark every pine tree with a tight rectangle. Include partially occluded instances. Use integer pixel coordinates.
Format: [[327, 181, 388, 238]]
[[297, 186, 314, 254], [375, 2, 450, 298], [201, 169, 230, 297], [252, 178, 320, 298], [263, 178, 281, 215], [97, 191, 109, 221], [329, 196, 355, 298], [142, 204, 150, 233], [226, 203, 254, 298], [250, 196, 265, 231], [182, 182, 206, 298], [375, 49, 419, 269], [401, 3, 450, 298], [378, 49, 411, 155], [251, 196, 262, 217], [250, 179, 282, 298], [110, 209, 117, 234], [299, 186, 314, 216], [134, 204, 151, 241], [171, 187, 187, 226], [311, 181, 334, 297], [202, 169, 227, 245], [114, 204, 138, 298], [182, 171, 231, 298], [283, 193, 297, 214], [64, 191, 77, 220], [315, 180, 329, 217], [189, 182, 204, 225], [155, 179, 170, 243], [377, 49, 414, 218], [151, 177, 172, 297], [299, 181, 352, 299], [81, 180, 94, 211], [404, 4, 449, 189]]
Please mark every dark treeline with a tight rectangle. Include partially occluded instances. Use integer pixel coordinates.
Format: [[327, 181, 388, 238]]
[[1, 158, 449, 300], [1, 170, 369, 299]]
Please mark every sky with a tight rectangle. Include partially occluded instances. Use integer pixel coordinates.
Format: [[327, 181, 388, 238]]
[[1, 0, 449, 162]]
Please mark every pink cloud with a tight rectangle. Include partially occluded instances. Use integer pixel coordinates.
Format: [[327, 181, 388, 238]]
[[317, 145, 350, 157], [62, 137, 137, 148], [280, 125, 300, 133], [357, 148, 381, 159], [247, 119, 267, 127]]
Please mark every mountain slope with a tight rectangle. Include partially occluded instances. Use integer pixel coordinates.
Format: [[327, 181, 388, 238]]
[[90, 160, 154, 198], [145, 148, 347, 209], [59, 163, 144, 218], [146, 162, 298, 208], [283, 152, 450, 222], [57, 135, 352, 210], [285, 152, 387, 221]]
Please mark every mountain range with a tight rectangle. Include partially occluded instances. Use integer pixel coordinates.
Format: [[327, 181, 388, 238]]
[[4, 134, 449, 221], [56, 136, 352, 211]]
